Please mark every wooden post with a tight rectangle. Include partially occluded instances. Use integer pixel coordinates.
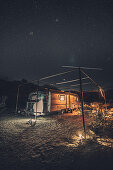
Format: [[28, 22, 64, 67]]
[[79, 67, 86, 140], [69, 91, 70, 110], [35, 80, 39, 120], [15, 85, 20, 113], [66, 94, 67, 110], [46, 89, 48, 113]]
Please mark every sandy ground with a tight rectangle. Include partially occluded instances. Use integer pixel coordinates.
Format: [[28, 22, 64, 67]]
[[0, 110, 113, 170]]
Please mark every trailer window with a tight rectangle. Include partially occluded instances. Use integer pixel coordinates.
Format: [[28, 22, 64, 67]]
[[59, 95, 65, 101]]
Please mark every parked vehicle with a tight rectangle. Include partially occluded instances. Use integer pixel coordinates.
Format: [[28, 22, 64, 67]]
[[26, 89, 80, 116]]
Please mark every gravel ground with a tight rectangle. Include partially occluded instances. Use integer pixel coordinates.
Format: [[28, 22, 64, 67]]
[[0, 110, 113, 170]]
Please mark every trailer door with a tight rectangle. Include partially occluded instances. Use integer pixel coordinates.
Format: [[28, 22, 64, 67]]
[[33, 96, 43, 113]]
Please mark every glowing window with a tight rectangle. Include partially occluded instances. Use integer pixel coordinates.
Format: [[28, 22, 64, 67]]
[[59, 95, 65, 101]]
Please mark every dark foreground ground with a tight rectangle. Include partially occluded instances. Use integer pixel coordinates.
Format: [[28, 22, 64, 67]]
[[0, 109, 113, 170]]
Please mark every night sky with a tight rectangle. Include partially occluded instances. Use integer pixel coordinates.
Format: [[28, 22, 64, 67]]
[[0, 0, 113, 88]]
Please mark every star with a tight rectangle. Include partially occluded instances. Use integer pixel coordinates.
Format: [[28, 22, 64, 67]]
[[55, 18, 59, 23]]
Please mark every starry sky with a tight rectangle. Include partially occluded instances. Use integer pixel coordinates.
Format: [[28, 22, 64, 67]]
[[0, 0, 113, 88]]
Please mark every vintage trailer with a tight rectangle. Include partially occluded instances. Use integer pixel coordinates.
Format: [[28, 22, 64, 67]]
[[26, 89, 80, 115]]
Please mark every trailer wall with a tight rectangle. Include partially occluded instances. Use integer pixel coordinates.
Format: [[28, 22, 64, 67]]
[[50, 92, 79, 112]]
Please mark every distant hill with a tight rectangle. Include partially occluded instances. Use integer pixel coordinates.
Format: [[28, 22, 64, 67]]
[[0, 79, 37, 108], [83, 89, 113, 104], [83, 91, 104, 103], [105, 88, 113, 103]]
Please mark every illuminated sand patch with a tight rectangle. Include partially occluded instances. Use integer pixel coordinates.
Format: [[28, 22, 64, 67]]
[[57, 130, 96, 148], [57, 129, 113, 149], [97, 137, 113, 148]]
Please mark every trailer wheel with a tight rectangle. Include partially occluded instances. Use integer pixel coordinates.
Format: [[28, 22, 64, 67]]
[[70, 109, 72, 113], [65, 109, 68, 113]]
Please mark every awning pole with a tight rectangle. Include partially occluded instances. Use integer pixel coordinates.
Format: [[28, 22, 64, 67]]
[[79, 67, 86, 140]]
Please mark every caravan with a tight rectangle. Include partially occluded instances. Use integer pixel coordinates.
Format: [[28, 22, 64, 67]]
[[26, 89, 80, 116]]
